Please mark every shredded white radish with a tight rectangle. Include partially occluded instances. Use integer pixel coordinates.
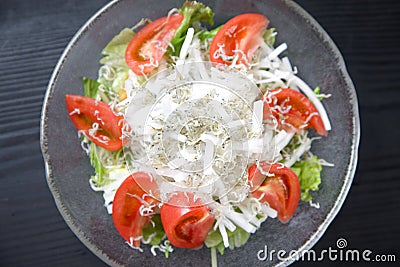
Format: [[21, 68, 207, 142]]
[[252, 100, 264, 133], [179, 27, 194, 59], [274, 130, 295, 154], [219, 224, 230, 248], [284, 138, 312, 167], [268, 43, 287, 60]]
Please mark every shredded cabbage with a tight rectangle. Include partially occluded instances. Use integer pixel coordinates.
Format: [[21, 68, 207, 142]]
[[291, 155, 323, 202]]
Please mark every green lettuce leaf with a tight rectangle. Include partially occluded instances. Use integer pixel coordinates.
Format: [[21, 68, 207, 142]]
[[170, 0, 214, 56], [205, 226, 250, 255], [95, 28, 133, 102], [89, 143, 106, 186], [142, 214, 166, 246], [313, 86, 324, 101], [89, 143, 125, 187], [291, 155, 322, 202], [111, 70, 129, 93], [100, 28, 135, 69], [198, 25, 222, 42], [263, 27, 276, 46], [83, 77, 100, 99]]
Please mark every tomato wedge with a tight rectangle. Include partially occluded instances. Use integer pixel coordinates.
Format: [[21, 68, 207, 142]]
[[209, 13, 269, 66], [263, 88, 327, 136], [248, 162, 300, 223], [160, 192, 214, 248], [65, 94, 124, 151], [125, 14, 184, 76], [112, 172, 159, 248]]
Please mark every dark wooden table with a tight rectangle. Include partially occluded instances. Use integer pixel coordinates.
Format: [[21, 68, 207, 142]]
[[1, 0, 399, 266]]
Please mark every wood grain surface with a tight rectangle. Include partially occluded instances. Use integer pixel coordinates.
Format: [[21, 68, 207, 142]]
[[1, 0, 399, 266]]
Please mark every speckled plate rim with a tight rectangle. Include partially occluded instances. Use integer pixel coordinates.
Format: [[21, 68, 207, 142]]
[[40, 0, 360, 266]]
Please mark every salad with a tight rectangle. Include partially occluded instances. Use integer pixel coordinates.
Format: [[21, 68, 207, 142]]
[[65, 1, 332, 265]]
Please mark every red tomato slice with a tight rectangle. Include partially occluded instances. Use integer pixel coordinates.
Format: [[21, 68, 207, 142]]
[[65, 94, 124, 151], [263, 88, 327, 136], [248, 162, 300, 223], [160, 192, 214, 248], [125, 14, 184, 76], [112, 172, 159, 248], [209, 13, 269, 66]]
